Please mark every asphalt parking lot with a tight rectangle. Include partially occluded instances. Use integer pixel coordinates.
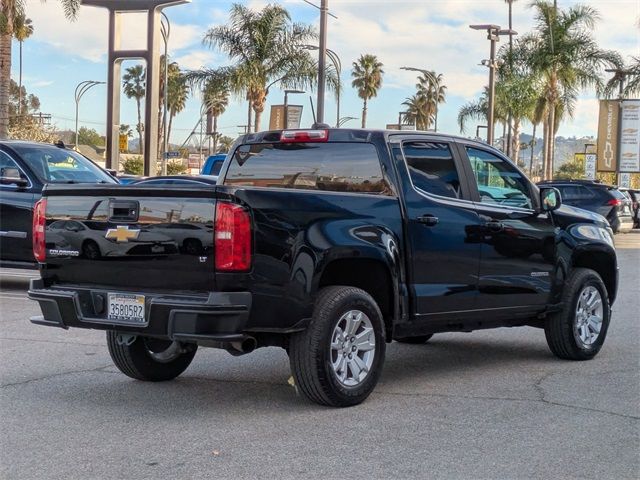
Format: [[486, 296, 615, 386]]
[[1, 232, 638, 480]]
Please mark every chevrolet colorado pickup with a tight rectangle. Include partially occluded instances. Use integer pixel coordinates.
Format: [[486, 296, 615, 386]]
[[28, 128, 618, 407]]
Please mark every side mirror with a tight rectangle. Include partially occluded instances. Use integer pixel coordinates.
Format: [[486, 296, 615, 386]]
[[540, 187, 561, 212], [0, 175, 28, 188]]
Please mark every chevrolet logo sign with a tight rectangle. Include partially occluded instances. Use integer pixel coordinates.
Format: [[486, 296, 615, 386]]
[[105, 225, 140, 242]]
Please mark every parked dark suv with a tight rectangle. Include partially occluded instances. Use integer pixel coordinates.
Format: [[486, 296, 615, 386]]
[[538, 180, 634, 233]]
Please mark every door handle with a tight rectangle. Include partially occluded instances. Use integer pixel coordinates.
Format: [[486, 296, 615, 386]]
[[417, 214, 439, 226], [485, 220, 504, 232]]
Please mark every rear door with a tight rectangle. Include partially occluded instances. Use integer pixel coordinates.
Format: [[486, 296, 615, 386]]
[[460, 144, 555, 310], [391, 136, 481, 317]]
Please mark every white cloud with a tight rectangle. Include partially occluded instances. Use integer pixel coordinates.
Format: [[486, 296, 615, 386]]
[[173, 51, 217, 70], [31, 80, 54, 88]]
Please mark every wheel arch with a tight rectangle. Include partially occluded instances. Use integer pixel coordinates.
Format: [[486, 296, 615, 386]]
[[316, 256, 400, 341], [571, 247, 617, 304]]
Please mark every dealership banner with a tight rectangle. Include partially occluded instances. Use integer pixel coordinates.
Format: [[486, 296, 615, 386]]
[[619, 100, 640, 173], [597, 100, 619, 172]]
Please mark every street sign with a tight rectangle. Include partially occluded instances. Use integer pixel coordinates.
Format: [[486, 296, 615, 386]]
[[164, 151, 180, 159], [584, 153, 597, 180], [620, 172, 631, 188], [119, 134, 128, 152], [619, 100, 640, 173], [269, 105, 303, 130]]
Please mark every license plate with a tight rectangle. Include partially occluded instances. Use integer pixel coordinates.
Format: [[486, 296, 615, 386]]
[[108, 294, 145, 323]]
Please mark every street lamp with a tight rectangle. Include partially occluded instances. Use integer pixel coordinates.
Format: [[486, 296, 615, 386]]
[[284, 89, 305, 129], [303, 45, 342, 127], [469, 24, 516, 146], [400, 66, 440, 132], [74, 80, 105, 150], [338, 116, 357, 127], [160, 12, 170, 175]]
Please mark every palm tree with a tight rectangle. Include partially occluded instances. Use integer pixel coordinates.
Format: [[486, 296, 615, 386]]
[[402, 94, 431, 131], [123, 65, 146, 155], [351, 54, 384, 128], [13, 14, 32, 115], [458, 86, 508, 137], [202, 78, 229, 153], [166, 63, 188, 146], [415, 71, 446, 131], [526, 1, 622, 179], [197, 4, 320, 132], [0, 0, 80, 139]]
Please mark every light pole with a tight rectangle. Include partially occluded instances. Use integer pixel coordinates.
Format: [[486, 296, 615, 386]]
[[284, 89, 305, 129], [469, 24, 516, 146], [316, 0, 328, 124], [74, 80, 105, 150], [400, 66, 440, 131], [338, 116, 357, 127], [160, 12, 170, 175], [303, 45, 341, 127]]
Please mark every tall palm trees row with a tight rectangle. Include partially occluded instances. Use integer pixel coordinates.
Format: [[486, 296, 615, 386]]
[[459, 0, 627, 179]]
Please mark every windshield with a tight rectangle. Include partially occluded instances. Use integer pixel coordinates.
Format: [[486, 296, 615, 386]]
[[10, 144, 115, 184]]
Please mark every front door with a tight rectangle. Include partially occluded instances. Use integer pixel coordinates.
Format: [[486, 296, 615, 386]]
[[0, 150, 36, 263], [392, 138, 481, 318], [461, 144, 556, 311]]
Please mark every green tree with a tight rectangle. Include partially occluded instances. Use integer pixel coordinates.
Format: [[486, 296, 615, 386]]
[[526, 1, 622, 179], [217, 135, 235, 153], [351, 54, 384, 128], [402, 94, 431, 131], [555, 155, 584, 180], [1, 0, 80, 138], [165, 161, 187, 175], [122, 156, 143, 175], [203, 77, 229, 153], [123, 64, 146, 154], [197, 4, 321, 132], [77, 127, 104, 147], [166, 62, 188, 146], [13, 13, 32, 115], [415, 71, 446, 131]]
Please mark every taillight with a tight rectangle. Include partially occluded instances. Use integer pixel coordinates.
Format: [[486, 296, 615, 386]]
[[280, 129, 329, 143], [32, 198, 47, 263], [607, 198, 622, 206], [214, 202, 251, 272]]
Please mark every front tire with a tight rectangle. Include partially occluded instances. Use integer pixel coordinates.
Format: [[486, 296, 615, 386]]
[[544, 268, 610, 360], [289, 286, 386, 407], [107, 332, 197, 381]]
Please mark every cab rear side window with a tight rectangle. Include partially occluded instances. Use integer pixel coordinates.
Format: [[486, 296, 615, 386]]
[[401, 141, 462, 199], [223, 142, 392, 195]]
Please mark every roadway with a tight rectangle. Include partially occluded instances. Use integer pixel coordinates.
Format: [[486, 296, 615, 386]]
[[1, 232, 638, 479]]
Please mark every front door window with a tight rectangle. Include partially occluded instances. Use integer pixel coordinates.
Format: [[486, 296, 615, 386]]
[[466, 147, 532, 209]]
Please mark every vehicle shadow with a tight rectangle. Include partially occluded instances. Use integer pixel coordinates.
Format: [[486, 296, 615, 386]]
[[73, 331, 555, 413]]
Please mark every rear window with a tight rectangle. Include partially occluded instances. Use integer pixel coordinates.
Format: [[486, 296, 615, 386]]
[[223, 142, 391, 195]]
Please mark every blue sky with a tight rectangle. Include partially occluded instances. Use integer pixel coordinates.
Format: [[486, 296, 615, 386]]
[[13, 0, 640, 145]]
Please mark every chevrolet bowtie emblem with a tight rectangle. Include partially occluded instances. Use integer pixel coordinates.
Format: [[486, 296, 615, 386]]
[[105, 225, 140, 242]]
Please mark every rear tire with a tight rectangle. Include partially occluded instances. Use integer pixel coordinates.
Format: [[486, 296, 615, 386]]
[[544, 268, 610, 360], [107, 332, 197, 381], [395, 334, 433, 344], [289, 286, 386, 407]]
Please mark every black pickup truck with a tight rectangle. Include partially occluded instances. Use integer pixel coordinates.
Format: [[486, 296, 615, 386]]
[[28, 128, 618, 407]]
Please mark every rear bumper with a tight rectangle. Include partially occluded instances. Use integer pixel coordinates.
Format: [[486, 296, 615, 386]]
[[27, 279, 252, 344]]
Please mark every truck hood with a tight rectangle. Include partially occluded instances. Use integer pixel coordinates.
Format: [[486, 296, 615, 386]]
[[553, 204, 609, 229]]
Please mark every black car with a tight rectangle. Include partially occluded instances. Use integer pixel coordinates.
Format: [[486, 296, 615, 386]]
[[0, 140, 117, 268], [538, 179, 634, 233], [29, 129, 618, 407]]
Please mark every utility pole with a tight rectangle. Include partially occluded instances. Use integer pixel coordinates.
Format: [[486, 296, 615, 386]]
[[316, 0, 328, 124], [470, 24, 516, 146]]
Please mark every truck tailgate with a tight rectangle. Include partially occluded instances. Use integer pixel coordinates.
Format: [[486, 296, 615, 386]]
[[41, 185, 217, 292]]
